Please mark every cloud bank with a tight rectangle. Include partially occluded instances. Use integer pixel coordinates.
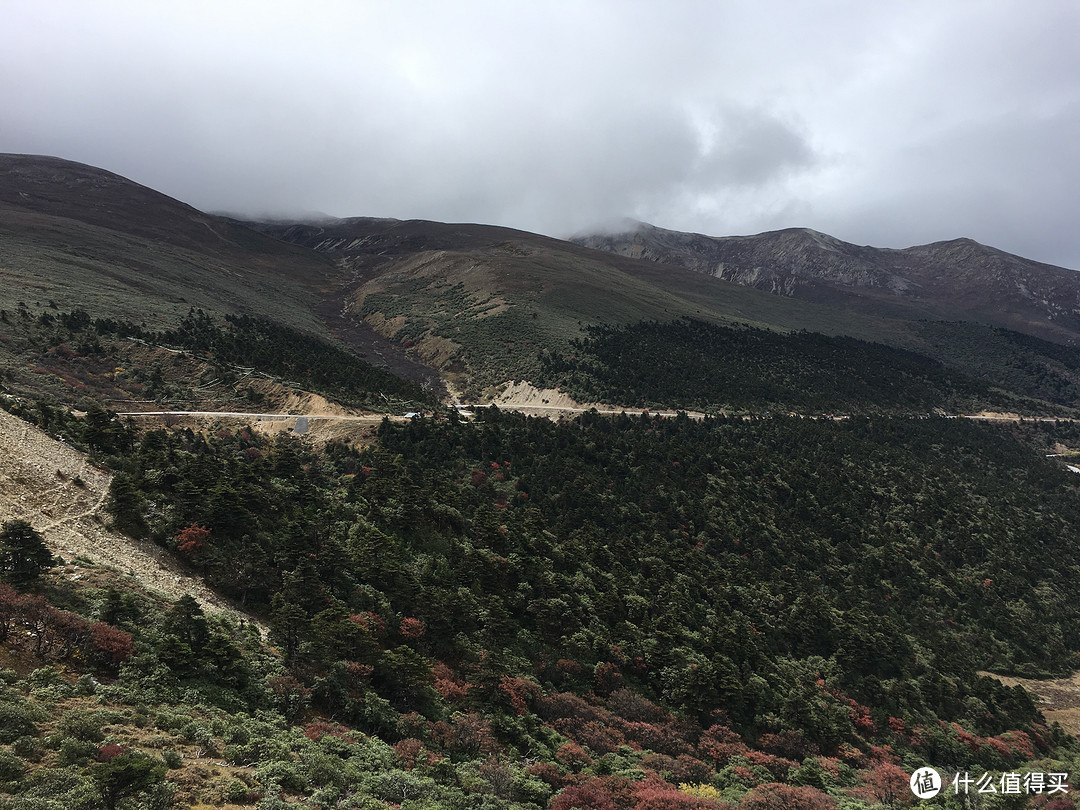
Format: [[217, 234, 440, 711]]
[[4, 0, 1079, 267]]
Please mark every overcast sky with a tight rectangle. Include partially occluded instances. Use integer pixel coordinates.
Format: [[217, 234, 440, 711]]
[[4, 0, 1079, 268]]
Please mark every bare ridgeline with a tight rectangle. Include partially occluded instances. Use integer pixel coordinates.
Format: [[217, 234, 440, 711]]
[[4, 153, 1080, 809]]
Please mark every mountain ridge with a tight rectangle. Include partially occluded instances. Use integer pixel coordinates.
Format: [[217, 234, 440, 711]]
[[572, 220, 1080, 342]]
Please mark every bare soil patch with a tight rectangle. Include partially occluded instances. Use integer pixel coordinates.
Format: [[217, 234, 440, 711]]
[[0, 407, 265, 631], [982, 670, 1080, 736]]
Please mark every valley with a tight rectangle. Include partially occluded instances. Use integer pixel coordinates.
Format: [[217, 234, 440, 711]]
[[5, 154, 1080, 809]]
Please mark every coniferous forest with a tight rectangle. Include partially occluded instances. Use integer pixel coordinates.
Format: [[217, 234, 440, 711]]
[[6, 386, 1080, 808]]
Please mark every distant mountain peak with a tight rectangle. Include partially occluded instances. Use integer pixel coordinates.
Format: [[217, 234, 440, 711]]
[[572, 221, 1080, 342]]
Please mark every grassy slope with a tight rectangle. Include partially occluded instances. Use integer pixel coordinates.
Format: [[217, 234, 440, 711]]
[[326, 223, 1080, 407], [0, 155, 334, 332]]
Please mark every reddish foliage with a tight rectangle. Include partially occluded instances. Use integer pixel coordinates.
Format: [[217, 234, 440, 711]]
[[624, 721, 694, 757], [432, 662, 472, 702], [1, 584, 130, 671], [175, 523, 210, 556], [429, 713, 497, 759], [815, 757, 842, 779], [743, 750, 797, 782], [551, 782, 618, 810], [89, 622, 134, 665], [399, 616, 425, 640], [835, 743, 864, 765], [471, 469, 488, 487], [738, 782, 836, 810], [301, 721, 353, 741], [594, 661, 624, 695], [633, 773, 731, 809], [527, 761, 568, 789], [96, 744, 128, 763], [607, 689, 672, 724], [394, 738, 437, 769], [757, 731, 817, 761], [639, 754, 714, 786], [851, 762, 912, 807], [555, 741, 594, 771], [994, 730, 1035, 760], [866, 744, 899, 765], [731, 766, 757, 786], [573, 719, 627, 755], [698, 725, 749, 767], [344, 661, 374, 680], [498, 675, 539, 716], [348, 611, 385, 635], [538, 692, 605, 725], [555, 658, 585, 678]]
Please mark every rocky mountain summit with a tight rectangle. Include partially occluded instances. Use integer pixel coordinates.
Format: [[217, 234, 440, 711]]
[[574, 221, 1080, 342]]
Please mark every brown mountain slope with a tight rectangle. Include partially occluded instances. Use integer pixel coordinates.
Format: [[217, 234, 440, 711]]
[[251, 216, 943, 396], [573, 221, 1080, 343], [0, 153, 334, 330]]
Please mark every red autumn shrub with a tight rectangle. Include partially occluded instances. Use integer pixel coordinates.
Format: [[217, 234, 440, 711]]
[[429, 713, 497, 759], [742, 750, 797, 782], [756, 730, 817, 761], [498, 675, 539, 716], [607, 689, 673, 723], [433, 662, 472, 702], [174, 524, 210, 556], [302, 721, 352, 741], [594, 661, 624, 695], [95, 744, 128, 763], [634, 773, 731, 809], [739, 783, 835, 810], [698, 725, 748, 767], [551, 782, 618, 810], [851, 762, 911, 808], [348, 611, 385, 635], [89, 622, 134, 665], [394, 738, 437, 769], [555, 741, 593, 771], [527, 761, 568, 789]]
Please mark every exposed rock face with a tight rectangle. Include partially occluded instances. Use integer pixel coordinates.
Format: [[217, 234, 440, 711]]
[[573, 222, 1080, 341]]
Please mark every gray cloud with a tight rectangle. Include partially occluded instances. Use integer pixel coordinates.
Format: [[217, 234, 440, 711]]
[[3, 0, 1079, 267]]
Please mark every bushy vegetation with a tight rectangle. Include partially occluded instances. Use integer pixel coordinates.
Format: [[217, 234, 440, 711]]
[[93, 308, 432, 409], [914, 320, 1080, 408], [538, 319, 1067, 415], [8, 323, 1080, 806], [26, 406, 1066, 803], [0, 305, 431, 412]]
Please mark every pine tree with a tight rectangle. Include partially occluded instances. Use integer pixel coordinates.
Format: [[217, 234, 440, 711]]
[[0, 520, 54, 585]]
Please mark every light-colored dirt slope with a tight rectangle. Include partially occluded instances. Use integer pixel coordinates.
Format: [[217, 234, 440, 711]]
[[983, 670, 1080, 737], [0, 408, 264, 631]]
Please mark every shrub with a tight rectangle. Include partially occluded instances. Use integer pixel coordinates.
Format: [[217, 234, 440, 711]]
[[225, 778, 250, 802], [12, 735, 45, 762], [738, 782, 835, 810], [0, 749, 24, 783], [57, 737, 100, 767], [254, 760, 309, 793], [88, 751, 168, 810], [0, 702, 40, 743], [27, 666, 74, 699], [56, 708, 112, 742]]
